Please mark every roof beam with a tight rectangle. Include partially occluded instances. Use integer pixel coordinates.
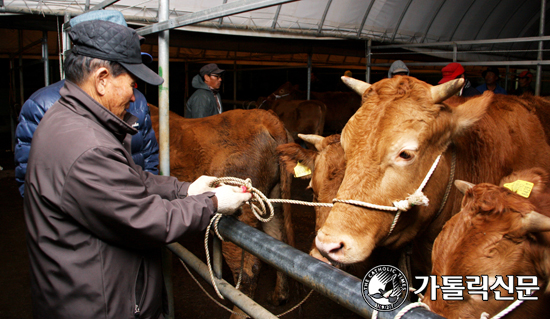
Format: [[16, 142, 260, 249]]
[[88, 0, 119, 12], [420, 0, 447, 43], [136, 0, 297, 36], [390, 0, 413, 42], [271, 4, 282, 29], [317, 0, 333, 35], [357, 0, 376, 37]]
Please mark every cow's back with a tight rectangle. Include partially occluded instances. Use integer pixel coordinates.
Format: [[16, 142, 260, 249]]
[[149, 106, 289, 194]]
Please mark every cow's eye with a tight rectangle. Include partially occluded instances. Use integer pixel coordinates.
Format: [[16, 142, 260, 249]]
[[399, 150, 413, 160]]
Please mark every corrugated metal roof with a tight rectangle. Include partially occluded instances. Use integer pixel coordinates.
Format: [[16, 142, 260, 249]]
[[0, 0, 547, 66]]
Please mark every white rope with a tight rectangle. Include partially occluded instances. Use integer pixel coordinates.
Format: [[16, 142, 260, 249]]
[[333, 154, 442, 237], [194, 177, 325, 316], [394, 301, 431, 319], [481, 298, 526, 319]]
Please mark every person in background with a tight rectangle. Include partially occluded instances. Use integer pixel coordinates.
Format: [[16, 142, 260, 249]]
[[388, 60, 410, 78], [512, 70, 535, 96], [186, 63, 224, 118], [476, 66, 507, 94], [438, 62, 480, 97], [24, 19, 251, 319], [14, 10, 159, 198]]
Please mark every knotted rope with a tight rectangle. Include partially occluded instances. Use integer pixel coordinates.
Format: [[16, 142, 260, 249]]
[[479, 296, 529, 319], [187, 177, 319, 317], [333, 154, 442, 237]]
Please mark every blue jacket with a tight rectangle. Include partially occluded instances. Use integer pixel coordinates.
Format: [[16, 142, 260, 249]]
[[14, 79, 159, 197], [476, 83, 507, 95]]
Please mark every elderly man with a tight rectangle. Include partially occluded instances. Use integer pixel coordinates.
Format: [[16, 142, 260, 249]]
[[14, 10, 159, 198], [24, 20, 251, 319], [186, 63, 225, 118]]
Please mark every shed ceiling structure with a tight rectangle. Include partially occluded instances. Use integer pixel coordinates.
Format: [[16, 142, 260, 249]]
[[0, 0, 548, 74]]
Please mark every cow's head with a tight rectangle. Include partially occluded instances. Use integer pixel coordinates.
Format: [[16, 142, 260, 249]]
[[277, 134, 344, 263], [315, 76, 493, 265], [425, 168, 550, 318]]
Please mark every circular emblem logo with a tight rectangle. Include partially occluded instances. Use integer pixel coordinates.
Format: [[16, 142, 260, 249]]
[[361, 265, 408, 312]]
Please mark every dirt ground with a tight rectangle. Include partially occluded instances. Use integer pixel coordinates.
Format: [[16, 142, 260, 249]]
[[0, 150, 362, 319]]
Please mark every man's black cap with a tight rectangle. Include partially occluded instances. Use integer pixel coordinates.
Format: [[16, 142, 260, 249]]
[[482, 66, 500, 78], [69, 20, 163, 86], [200, 63, 225, 77]]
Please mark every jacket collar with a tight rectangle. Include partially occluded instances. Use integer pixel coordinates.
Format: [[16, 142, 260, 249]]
[[60, 80, 138, 142]]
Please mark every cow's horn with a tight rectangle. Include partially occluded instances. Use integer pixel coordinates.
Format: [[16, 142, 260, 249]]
[[522, 211, 550, 233], [341, 76, 371, 96], [299, 134, 325, 151], [430, 78, 464, 104], [454, 179, 475, 194]]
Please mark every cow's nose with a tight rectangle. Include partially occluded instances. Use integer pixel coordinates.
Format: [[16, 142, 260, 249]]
[[315, 232, 344, 261]]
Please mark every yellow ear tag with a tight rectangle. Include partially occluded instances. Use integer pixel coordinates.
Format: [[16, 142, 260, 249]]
[[293, 161, 312, 178], [503, 180, 534, 198]]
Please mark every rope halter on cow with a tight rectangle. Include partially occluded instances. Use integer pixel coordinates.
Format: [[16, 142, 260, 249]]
[[332, 154, 442, 237]]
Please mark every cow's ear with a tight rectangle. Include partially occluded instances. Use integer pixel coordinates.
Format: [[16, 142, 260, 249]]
[[450, 91, 493, 137], [277, 143, 316, 178]]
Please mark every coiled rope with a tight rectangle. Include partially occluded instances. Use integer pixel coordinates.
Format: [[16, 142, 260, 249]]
[[187, 177, 320, 317], [191, 151, 451, 317]]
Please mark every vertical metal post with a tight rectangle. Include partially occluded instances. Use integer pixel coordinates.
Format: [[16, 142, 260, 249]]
[[159, 0, 170, 176], [536, 0, 545, 96], [453, 43, 457, 62], [18, 30, 24, 107], [184, 62, 189, 111], [366, 38, 371, 83], [307, 53, 312, 100], [158, 0, 173, 318], [43, 31, 50, 86], [10, 57, 16, 151], [233, 60, 237, 109], [61, 12, 71, 79], [505, 65, 509, 92]]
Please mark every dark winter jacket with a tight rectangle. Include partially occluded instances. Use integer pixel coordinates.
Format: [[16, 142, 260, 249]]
[[14, 79, 159, 197], [461, 79, 481, 97], [24, 80, 216, 319], [185, 74, 223, 118]]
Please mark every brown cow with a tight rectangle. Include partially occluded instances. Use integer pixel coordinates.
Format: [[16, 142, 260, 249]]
[[149, 106, 294, 317], [315, 75, 550, 279], [258, 97, 327, 144], [277, 134, 399, 276], [267, 82, 361, 134], [424, 168, 550, 319]]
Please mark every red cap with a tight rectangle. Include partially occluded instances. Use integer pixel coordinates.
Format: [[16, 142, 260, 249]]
[[518, 70, 533, 79], [439, 62, 465, 84]]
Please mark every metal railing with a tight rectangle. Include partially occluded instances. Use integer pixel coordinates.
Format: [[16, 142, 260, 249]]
[[170, 216, 446, 319]]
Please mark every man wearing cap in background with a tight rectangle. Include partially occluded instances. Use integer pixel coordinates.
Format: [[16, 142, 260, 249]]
[[476, 66, 507, 94], [512, 70, 535, 96], [24, 19, 251, 319], [186, 63, 225, 118], [439, 62, 480, 97], [14, 11, 159, 198], [388, 60, 410, 78]]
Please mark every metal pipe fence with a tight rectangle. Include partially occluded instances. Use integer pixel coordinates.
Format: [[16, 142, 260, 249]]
[[170, 216, 446, 319]]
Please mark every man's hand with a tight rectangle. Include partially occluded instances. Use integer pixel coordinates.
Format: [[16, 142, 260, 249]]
[[213, 185, 252, 215], [188, 175, 218, 196]]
